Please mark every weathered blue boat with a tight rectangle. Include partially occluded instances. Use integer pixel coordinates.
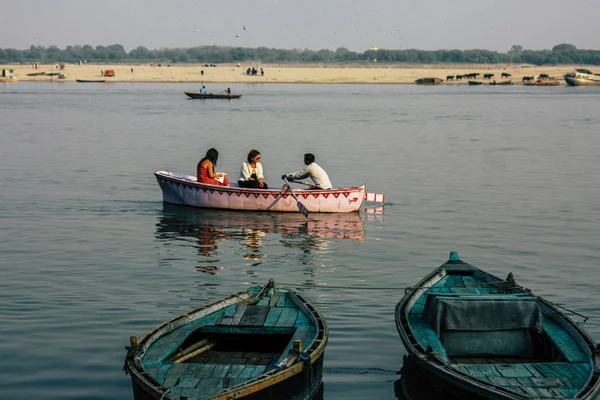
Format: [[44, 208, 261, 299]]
[[395, 252, 600, 399], [124, 280, 328, 400]]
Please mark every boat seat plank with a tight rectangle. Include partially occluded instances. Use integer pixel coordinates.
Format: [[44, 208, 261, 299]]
[[190, 378, 223, 394], [439, 275, 465, 289], [176, 377, 201, 388], [495, 364, 534, 378], [460, 276, 483, 293], [542, 317, 586, 362], [230, 304, 248, 326], [238, 305, 270, 326], [153, 363, 174, 384], [276, 295, 287, 307], [182, 363, 203, 378], [295, 311, 312, 329], [216, 304, 238, 326], [208, 364, 231, 379], [264, 307, 283, 327], [407, 315, 448, 361], [276, 308, 299, 327], [269, 295, 281, 307]]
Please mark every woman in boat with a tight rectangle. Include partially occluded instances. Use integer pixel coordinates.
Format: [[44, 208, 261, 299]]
[[238, 149, 268, 189], [197, 148, 229, 186]]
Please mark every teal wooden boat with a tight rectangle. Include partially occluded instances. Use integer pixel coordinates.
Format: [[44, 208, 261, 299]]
[[395, 252, 600, 399], [124, 280, 328, 400]]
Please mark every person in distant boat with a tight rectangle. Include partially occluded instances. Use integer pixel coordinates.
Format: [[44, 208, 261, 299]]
[[199, 86, 206, 94], [197, 148, 229, 186], [225, 88, 231, 94], [281, 153, 332, 189], [238, 149, 268, 189]]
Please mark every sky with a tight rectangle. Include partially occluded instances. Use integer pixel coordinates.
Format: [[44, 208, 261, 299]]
[[1, 0, 599, 53]]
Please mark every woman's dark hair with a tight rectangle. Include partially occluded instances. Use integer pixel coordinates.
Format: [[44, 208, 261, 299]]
[[247, 149, 260, 163], [304, 153, 315, 164], [200, 148, 219, 166]]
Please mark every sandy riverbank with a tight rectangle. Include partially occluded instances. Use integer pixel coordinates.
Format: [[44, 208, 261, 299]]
[[1, 63, 590, 84]]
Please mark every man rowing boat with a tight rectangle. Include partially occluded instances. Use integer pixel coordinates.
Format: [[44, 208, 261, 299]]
[[281, 153, 332, 190]]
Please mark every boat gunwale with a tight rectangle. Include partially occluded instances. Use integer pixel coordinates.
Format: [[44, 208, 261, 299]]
[[395, 259, 600, 399], [126, 285, 329, 400], [155, 170, 366, 195]]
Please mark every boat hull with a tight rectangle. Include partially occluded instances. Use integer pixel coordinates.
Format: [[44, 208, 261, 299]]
[[395, 254, 600, 400], [155, 171, 365, 213], [125, 283, 328, 400], [185, 91, 243, 99], [128, 353, 324, 400], [564, 75, 600, 86]]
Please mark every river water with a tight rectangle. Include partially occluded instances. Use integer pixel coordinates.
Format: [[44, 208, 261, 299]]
[[1, 81, 599, 399]]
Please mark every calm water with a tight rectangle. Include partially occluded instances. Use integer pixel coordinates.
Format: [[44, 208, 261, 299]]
[[1, 82, 600, 399]]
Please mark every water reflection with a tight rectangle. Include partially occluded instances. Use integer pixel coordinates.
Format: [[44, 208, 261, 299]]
[[155, 205, 369, 274], [394, 355, 458, 400]]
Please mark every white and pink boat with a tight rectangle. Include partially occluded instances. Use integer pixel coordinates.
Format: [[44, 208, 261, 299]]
[[155, 170, 384, 213]]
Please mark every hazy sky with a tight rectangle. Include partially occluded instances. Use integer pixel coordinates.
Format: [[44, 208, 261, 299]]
[[2, 0, 598, 52]]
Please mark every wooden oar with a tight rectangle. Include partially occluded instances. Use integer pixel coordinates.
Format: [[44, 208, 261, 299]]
[[283, 178, 309, 218]]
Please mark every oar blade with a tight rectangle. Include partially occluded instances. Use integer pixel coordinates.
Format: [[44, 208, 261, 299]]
[[296, 201, 309, 218]]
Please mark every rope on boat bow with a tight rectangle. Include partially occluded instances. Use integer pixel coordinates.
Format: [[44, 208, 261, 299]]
[[264, 281, 592, 321], [291, 348, 313, 395]]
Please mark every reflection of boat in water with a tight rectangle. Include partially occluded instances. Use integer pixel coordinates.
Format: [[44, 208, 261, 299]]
[[395, 252, 600, 400], [564, 68, 600, 86], [124, 280, 328, 400], [156, 204, 367, 244]]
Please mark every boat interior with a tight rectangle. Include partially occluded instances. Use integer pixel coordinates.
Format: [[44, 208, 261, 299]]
[[139, 290, 319, 398], [406, 268, 592, 398]]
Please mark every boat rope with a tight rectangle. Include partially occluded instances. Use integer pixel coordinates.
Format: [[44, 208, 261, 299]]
[[159, 388, 173, 400], [291, 349, 313, 394], [261, 280, 505, 291], [551, 303, 590, 322], [263, 281, 592, 321]]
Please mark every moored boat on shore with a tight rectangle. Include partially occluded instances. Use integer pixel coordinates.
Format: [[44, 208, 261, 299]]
[[124, 280, 328, 400], [395, 252, 600, 399], [564, 69, 600, 86], [415, 77, 443, 85]]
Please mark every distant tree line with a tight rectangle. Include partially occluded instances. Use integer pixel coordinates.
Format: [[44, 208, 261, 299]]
[[1, 43, 599, 66]]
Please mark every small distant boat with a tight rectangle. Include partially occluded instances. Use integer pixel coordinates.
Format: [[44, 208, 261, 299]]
[[26, 72, 47, 76], [185, 91, 243, 99], [46, 72, 61, 77], [467, 80, 482, 85], [415, 77, 443, 85], [76, 79, 106, 83], [395, 252, 600, 400], [524, 79, 561, 86], [488, 80, 513, 85], [564, 68, 600, 86], [124, 280, 328, 400]]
